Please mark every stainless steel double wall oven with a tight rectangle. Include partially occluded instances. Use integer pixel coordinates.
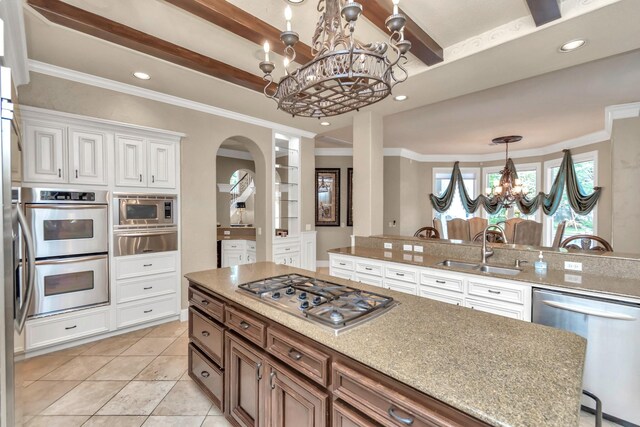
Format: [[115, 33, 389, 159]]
[[112, 194, 177, 256], [22, 188, 110, 318]]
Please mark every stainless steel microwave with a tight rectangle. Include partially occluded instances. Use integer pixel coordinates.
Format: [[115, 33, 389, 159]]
[[113, 194, 176, 228]]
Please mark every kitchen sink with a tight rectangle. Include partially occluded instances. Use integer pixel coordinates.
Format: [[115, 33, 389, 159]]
[[438, 260, 480, 270], [477, 265, 522, 276]]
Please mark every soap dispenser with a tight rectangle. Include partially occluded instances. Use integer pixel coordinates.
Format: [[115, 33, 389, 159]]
[[534, 251, 548, 274]]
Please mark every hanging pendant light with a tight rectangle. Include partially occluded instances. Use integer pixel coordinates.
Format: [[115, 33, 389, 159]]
[[258, 0, 411, 118], [486, 136, 531, 208]]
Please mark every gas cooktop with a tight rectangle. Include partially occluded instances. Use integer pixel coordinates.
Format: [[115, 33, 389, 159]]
[[237, 274, 395, 333]]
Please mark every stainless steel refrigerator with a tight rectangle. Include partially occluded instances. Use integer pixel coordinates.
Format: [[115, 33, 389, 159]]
[[1, 65, 34, 426]]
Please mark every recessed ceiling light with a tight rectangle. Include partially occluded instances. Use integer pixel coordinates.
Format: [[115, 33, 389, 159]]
[[320, 121, 331, 126], [133, 71, 151, 80], [285, 0, 305, 3], [559, 39, 586, 53], [394, 95, 408, 101]]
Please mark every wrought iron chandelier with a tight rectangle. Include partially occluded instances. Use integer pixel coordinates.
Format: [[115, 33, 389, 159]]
[[258, 0, 411, 118], [486, 136, 530, 208]]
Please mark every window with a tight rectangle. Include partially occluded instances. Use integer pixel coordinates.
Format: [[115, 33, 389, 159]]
[[544, 152, 597, 246], [433, 168, 480, 238], [482, 163, 541, 225]]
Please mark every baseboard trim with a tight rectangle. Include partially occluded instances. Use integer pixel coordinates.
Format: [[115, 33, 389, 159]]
[[180, 308, 188, 322], [316, 260, 329, 268]]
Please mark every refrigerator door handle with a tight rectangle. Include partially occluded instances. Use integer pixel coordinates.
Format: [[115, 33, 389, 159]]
[[541, 300, 636, 321], [15, 205, 35, 333]]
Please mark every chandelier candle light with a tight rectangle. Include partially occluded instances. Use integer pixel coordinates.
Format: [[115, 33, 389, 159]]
[[486, 136, 529, 208], [259, 0, 411, 117]]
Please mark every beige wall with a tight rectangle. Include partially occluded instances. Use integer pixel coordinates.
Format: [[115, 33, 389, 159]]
[[300, 137, 316, 232], [315, 156, 353, 260], [611, 117, 640, 252], [216, 156, 255, 227], [19, 73, 276, 309]]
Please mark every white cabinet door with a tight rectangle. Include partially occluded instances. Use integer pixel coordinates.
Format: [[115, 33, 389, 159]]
[[464, 298, 526, 320], [246, 250, 256, 264], [23, 123, 66, 183], [116, 135, 146, 187], [386, 278, 418, 295], [148, 140, 176, 189], [223, 250, 244, 267], [69, 129, 107, 185]]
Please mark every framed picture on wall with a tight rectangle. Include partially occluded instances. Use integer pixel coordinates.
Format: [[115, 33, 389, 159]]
[[315, 168, 340, 226], [347, 168, 353, 227]]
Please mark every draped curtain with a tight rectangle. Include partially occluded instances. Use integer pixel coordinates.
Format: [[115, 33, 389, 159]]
[[429, 150, 601, 216]]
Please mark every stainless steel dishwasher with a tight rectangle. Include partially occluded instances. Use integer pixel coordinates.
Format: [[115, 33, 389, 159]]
[[533, 289, 640, 426]]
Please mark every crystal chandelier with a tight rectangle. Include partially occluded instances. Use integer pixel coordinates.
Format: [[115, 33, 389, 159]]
[[258, 0, 411, 118], [486, 136, 530, 208]]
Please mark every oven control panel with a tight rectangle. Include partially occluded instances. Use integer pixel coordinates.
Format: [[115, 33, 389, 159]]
[[40, 191, 96, 202]]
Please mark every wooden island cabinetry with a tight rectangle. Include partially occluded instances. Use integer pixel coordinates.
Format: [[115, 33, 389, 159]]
[[187, 281, 489, 427]]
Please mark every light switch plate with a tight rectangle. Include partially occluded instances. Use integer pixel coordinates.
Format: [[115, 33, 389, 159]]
[[414, 255, 424, 263], [384, 251, 392, 258], [564, 274, 582, 284], [305, 224, 311, 231], [403, 254, 412, 261], [224, 231, 231, 235], [413, 245, 424, 253], [564, 261, 583, 271], [402, 244, 412, 251], [384, 242, 393, 249]]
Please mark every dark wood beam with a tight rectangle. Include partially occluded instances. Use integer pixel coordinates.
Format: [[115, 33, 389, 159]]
[[27, 0, 268, 93], [164, 0, 315, 65], [361, 0, 443, 66], [525, 0, 561, 26]]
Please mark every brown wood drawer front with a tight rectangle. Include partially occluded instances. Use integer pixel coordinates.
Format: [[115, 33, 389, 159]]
[[189, 343, 224, 411], [189, 287, 224, 322], [225, 306, 267, 348], [266, 328, 330, 387], [332, 401, 380, 427], [333, 362, 482, 427], [189, 307, 225, 368]]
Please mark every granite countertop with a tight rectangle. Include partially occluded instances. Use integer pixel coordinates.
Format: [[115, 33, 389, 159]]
[[186, 262, 586, 427], [329, 246, 640, 300], [217, 236, 256, 241]]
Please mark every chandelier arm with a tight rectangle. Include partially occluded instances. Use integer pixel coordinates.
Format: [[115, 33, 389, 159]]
[[391, 55, 409, 87], [262, 75, 277, 100]]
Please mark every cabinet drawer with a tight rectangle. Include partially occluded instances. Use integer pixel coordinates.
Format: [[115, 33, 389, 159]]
[[189, 307, 225, 368], [464, 298, 526, 321], [467, 279, 525, 305], [247, 241, 256, 251], [386, 278, 417, 295], [355, 260, 383, 277], [332, 400, 378, 427], [354, 273, 384, 288], [189, 287, 224, 322], [331, 255, 355, 270], [116, 295, 177, 328], [266, 328, 329, 387], [117, 273, 177, 303], [225, 306, 267, 348], [419, 286, 464, 306], [333, 362, 455, 427], [116, 253, 177, 280], [274, 244, 298, 255], [189, 343, 224, 411], [26, 308, 109, 350], [420, 271, 463, 293], [222, 240, 245, 251], [385, 265, 418, 284], [331, 268, 354, 281]]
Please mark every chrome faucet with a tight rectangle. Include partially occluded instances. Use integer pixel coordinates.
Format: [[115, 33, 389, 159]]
[[481, 224, 507, 264]]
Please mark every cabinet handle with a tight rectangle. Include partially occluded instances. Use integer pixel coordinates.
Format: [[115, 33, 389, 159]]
[[365, 267, 373, 271], [58, 168, 61, 178], [201, 370, 210, 378], [289, 257, 293, 264], [143, 264, 153, 267], [201, 330, 210, 337], [256, 362, 262, 381], [144, 309, 153, 313], [269, 371, 277, 390], [339, 262, 346, 266], [152, 175, 155, 183], [488, 289, 501, 294], [396, 273, 405, 277], [65, 325, 77, 330], [75, 169, 78, 178], [239, 321, 250, 330], [435, 280, 446, 284], [283, 259, 287, 265], [201, 300, 209, 306], [240, 255, 242, 261], [285, 248, 290, 251], [143, 286, 153, 290], [388, 407, 414, 425], [288, 349, 303, 361], [139, 174, 143, 182]]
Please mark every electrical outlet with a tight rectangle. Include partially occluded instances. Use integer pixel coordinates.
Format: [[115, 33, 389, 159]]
[[414, 255, 423, 263], [224, 231, 231, 235], [564, 274, 582, 284], [403, 254, 412, 261], [384, 251, 392, 258], [402, 244, 412, 251], [384, 242, 393, 249], [564, 261, 582, 271], [305, 224, 311, 231], [413, 245, 424, 253], [257, 227, 262, 235]]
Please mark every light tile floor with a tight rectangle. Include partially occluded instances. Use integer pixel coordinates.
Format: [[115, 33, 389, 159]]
[[15, 320, 231, 427], [15, 319, 623, 427]]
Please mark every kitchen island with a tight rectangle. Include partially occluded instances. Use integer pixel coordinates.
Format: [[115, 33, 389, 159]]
[[185, 262, 586, 427]]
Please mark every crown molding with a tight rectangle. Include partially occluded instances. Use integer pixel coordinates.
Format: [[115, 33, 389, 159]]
[[27, 60, 317, 139], [0, 0, 30, 87], [217, 148, 254, 161]]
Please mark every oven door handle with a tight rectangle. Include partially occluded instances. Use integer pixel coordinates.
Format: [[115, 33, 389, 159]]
[[115, 230, 177, 237], [26, 204, 106, 210], [15, 205, 35, 334], [35, 254, 108, 265]]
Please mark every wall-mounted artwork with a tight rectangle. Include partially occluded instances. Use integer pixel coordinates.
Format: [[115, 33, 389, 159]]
[[315, 168, 340, 226], [347, 168, 353, 227]]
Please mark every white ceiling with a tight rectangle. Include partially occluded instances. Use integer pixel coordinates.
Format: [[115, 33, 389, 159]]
[[20, 0, 640, 152]]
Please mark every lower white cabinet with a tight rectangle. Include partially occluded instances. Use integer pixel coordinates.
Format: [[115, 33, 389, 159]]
[[354, 272, 384, 288], [386, 278, 418, 295], [116, 294, 178, 328], [25, 307, 110, 350], [464, 298, 527, 321], [222, 240, 257, 267], [419, 286, 464, 306], [116, 273, 177, 304]]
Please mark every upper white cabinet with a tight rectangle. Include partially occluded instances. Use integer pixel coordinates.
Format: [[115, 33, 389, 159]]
[[23, 122, 68, 184], [69, 128, 107, 185], [116, 135, 177, 189]]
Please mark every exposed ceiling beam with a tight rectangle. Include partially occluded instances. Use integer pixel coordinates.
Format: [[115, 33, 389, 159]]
[[361, 0, 443, 66], [164, 0, 315, 65], [27, 0, 268, 93], [525, 0, 562, 26]]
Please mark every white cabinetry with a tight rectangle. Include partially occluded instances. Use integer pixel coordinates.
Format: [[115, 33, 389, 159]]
[[148, 140, 176, 188], [69, 129, 107, 185], [221, 240, 257, 267], [116, 136, 177, 189], [273, 237, 300, 268]]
